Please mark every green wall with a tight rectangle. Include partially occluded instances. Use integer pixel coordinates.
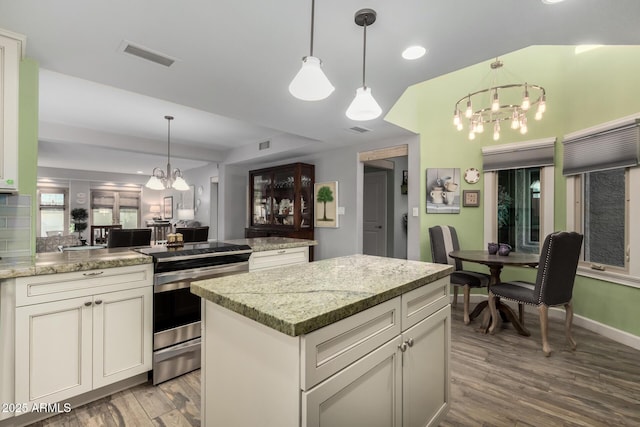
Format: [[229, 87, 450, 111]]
[[18, 58, 39, 254], [386, 45, 640, 337]]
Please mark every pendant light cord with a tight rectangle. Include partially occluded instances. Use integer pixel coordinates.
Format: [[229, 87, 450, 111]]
[[362, 17, 367, 87], [309, 0, 315, 57]]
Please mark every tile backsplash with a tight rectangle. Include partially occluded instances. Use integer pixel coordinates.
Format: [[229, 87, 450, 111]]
[[0, 194, 32, 258]]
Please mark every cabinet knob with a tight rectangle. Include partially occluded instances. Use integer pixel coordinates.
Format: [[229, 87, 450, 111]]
[[398, 342, 408, 352], [405, 338, 414, 348], [84, 301, 92, 307], [94, 300, 103, 305]]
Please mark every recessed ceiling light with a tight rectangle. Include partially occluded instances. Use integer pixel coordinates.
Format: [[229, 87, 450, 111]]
[[541, 0, 565, 4], [402, 45, 427, 60], [136, 170, 144, 174]]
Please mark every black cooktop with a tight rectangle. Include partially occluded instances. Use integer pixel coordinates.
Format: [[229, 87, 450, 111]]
[[134, 241, 252, 260]]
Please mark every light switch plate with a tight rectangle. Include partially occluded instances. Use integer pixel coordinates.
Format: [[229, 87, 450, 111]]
[[338, 206, 345, 215], [412, 207, 419, 217]]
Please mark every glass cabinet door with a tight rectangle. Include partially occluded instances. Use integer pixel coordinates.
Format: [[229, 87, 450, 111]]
[[252, 172, 272, 225], [300, 165, 313, 228], [273, 168, 295, 226]]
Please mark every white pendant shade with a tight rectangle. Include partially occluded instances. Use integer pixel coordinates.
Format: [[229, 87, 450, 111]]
[[289, 56, 335, 101], [172, 176, 190, 191], [145, 175, 165, 190], [346, 86, 382, 121]]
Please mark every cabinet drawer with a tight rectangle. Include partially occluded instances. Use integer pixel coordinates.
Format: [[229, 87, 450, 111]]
[[301, 297, 401, 390], [15, 264, 153, 306], [249, 247, 308, 271], [401, 277, 449, 331]]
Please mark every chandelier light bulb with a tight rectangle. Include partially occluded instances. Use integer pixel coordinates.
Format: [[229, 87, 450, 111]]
[[535, 110, 543, 120], [521, 86, 531, 111], [465, 98, 473, 118], [491, 90, 500, 112], [476, 120, 484, 134], [538, 95, 547, 113], [493, 122, 500, 141], [289, 56, 335, 101], [456, 122, 464, 131], [511, 112, 520, 129], [453, 110, 461, 126], [346, 86, 382, 121], [468, 130, 476, 140], [520, 116, 528, 134]]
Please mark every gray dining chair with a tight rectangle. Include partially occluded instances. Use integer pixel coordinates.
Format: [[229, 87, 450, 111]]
[[429, 225, 490, 324], [488, 231, 583, 356]]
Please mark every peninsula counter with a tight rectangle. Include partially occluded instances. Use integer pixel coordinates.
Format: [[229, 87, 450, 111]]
[[191, 254, 453, 427]]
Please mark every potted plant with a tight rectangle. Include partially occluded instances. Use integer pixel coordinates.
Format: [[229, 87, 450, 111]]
[[71, 208, 88, 245]]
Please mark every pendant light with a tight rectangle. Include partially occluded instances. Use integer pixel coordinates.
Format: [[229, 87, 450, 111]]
[[288, 0, 334, 101], [145, 116, 190, 191], [346, 8, 382, 121]]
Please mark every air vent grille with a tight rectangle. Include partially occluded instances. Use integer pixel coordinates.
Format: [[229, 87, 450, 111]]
[[122, 42, 175, 67], [259, 141, 271, 150], [349, 126, 371, 134]]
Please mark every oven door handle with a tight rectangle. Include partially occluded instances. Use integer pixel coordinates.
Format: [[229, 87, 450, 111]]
[[154, 261, 249, 293]]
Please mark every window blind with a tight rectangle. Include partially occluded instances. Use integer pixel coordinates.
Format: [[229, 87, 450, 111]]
[[562, 120, 640, 176], [482, 138, 555, 172]]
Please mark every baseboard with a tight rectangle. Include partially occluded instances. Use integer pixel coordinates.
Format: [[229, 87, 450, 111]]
[[455, 295, 640, 351]]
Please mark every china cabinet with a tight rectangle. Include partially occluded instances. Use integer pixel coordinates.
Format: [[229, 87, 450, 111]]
[[246, 162, 314, 243]]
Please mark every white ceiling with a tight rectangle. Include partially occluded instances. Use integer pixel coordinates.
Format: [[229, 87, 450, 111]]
[[2, 0, 640, 177]]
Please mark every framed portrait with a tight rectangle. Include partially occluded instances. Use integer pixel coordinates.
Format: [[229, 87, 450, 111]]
[[163, 196, 173, 219], [314, 181, 339, 228], [463, 190, 480, 207], [181, 185, 195, 210], [426, 168, 461, 214]]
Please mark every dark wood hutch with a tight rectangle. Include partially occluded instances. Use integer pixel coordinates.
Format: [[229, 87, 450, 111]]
[[245, 162, 314, 256]]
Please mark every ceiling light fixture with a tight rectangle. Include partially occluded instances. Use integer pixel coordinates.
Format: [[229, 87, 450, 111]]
[[288, 0, 334, 101], [402, 45, 427, 60], [453, 58, 546, 141], [346, 8, 382, 121], [145, 116, 190, 191]]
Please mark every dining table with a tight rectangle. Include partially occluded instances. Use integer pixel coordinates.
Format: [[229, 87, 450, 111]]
[[448, 249, 539, 336]]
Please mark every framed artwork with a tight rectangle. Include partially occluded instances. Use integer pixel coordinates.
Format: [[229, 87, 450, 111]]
[[463, 190, 481, 207], [401, 170, 408, 195], [314, 181, 339, 228], [426, 168, 461, 214], [181, 185, 195, 210], [163, 196, 173, 219]]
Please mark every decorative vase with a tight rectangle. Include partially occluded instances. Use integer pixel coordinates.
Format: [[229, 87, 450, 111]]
[[488, 242, 499, 255], [498, 243, 512, 256]]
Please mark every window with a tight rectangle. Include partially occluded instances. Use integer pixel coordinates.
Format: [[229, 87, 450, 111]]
[[564, 116, 638, 282], [482, 138, 556, 253], [37, 188, 68, 237], [91, 190, 140, 228]]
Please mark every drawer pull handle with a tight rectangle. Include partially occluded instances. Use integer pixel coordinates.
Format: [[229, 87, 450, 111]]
[[94, 300, 103, 305], [84, 301, 92, 307], [406, 338, 414, 348], [398, 342, 408, 353], [83, 271, 104, 277], [277, 250, 286, 254]]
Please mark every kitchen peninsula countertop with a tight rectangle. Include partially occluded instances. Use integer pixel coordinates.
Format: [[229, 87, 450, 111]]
[[191, 254, 453, 336], [223, 236, 317, 252], [0, 248, 152, 280]]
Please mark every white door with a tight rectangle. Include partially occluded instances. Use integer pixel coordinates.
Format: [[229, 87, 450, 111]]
[[93, 287, 152, 388], [402, 305, 451, 427], [15, 297, 93, 404], [363, 171, 387, 256], [303, 336, 403, 427]]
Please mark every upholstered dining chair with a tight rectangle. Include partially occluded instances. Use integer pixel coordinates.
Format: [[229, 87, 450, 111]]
[[488, 231, 583, 356], [429, 225, 490, 324]]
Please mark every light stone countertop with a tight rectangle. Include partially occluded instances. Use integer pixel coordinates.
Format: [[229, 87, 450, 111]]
[[191, 254, 453, 337], [223, 237, 317, 252], [0, 248, 152, 280]]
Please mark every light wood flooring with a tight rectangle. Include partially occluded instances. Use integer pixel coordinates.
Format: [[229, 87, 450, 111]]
[[28, 302, 640, 427]]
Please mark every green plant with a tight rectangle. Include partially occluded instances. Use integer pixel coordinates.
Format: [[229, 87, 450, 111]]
[[316, 186, 334, 221], [71, 208, 89, 239]]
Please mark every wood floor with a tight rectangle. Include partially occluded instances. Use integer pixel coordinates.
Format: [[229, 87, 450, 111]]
[[28, 302, 640, 427]]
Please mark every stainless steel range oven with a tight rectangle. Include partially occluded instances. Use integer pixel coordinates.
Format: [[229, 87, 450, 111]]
[[135, 241, 252, 385]]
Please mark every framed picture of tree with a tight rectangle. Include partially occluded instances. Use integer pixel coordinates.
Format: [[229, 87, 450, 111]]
[[314, 181, 339, 228]]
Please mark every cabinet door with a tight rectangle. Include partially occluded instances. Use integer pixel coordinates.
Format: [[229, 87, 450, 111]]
[[303, 336, 403, 427], [0, 31, 22, 191], [402, 305, 451, 427], [15, 297, 93, 404], [93, 287, 152, 388]]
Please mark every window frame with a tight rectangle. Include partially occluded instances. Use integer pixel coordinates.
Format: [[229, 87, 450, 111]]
[[36, 187, 69, 237]]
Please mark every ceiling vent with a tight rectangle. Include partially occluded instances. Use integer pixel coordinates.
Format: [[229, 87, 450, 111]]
[[259, 140, 271, 150], [121, 41, 176, 67], [348, 126, 371, 134]]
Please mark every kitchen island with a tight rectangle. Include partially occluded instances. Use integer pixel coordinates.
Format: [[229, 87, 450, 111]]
[[191, 254, 453, 427]]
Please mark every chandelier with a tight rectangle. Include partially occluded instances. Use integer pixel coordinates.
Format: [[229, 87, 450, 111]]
[[453, 59, 546, 141], [145, 115, 190, 191]]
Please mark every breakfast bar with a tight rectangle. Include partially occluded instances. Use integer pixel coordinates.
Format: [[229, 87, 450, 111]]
[[191, 254, 453, 427]]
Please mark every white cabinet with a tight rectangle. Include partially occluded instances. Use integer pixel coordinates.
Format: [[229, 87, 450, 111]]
[[202, 275, 450, 427], [249, 246, 309, 271], [8, 264, 152, 409], [0, 29, 24, 192]]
